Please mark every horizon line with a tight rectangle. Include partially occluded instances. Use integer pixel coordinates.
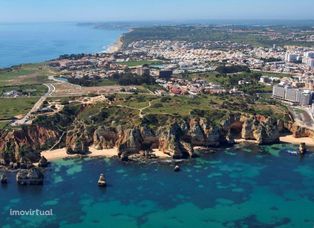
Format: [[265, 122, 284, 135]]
[[1, 18, 314, 24]]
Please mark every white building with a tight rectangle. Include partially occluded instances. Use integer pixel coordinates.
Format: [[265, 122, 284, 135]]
[[272, 85, 313, 106], [306, 58, 314, 68], [285, 53, 301, 63], [304, 52, 314, 59]]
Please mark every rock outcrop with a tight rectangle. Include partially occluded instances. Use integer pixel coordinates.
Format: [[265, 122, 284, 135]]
[[287, 122, 314, 139], [38, 156, 49, 168], [66, 121, 90, 154], [256, 117, 280, 144], [117, 128, 143, 157], [0, 126, 60, 164], [159, 123, 192, 159], [93, 126, 118, 150], [0, 174, 7, 184], [0, 112, 286, 165], [140, 125, 159, 149], [98, 173, 106, 187], [241, 116, 280, 144], [16, 168, 44, 185]]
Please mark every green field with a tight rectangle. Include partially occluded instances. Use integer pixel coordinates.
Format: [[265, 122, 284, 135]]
[[0, 63, 55, 86], [0, 97, 39, 120], [144, 95, 223, 116], [93, 79, 118, 86], [113, 94, 288, 121], [0, 63, 53, 124], [0, 121, 9, 130], [0, 84, 48, 97], [116, 94, 157, 109]]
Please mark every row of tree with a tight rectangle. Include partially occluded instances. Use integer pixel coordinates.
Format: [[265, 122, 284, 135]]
[[112, 72, 155, 86], [215, 65, 251, 74]]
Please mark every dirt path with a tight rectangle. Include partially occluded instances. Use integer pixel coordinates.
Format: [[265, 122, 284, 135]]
[[139, 102, 151, 118], [117, 101, 152, 118]]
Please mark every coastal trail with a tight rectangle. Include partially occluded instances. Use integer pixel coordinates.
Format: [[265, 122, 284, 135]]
[[117, 101, 152, 118]]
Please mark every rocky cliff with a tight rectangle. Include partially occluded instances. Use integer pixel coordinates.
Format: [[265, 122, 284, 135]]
[[92, 114, 283, 159], [0, 113, 286, 165], [66, 121, 91, 154], [240, 116, 280, 144], [93, 126, 118, 150], [0, 125, 61, 165], [286, 122, 314, 139]]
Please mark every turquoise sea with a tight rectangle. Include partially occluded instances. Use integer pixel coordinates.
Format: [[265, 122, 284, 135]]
[[0, 22, 124, 68], [1, 143, 314, 227]]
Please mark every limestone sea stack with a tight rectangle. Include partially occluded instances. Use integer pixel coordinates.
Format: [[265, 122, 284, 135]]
[[0, 174, 8, 184], [16, 168, 44, 185], [38, 156, 49, 167], [98, 174, 106, 187], [299, 143, 307, 155], [174, 165, 180, 172]]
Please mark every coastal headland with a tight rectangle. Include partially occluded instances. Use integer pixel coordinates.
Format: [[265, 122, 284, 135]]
[[1, 24, 314, 169]]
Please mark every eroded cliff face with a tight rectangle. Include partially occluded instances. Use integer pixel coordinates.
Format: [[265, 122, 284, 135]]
[[159, 122, 192, 159], [65, 121, 90, 154], [240, 116, 280, 144], [0, 113, 286, 164], [286, 122, 314, 139], [91, 114, 283, 159], [93, 126, 118, 150], [117, 128, 143, 156], [0, 126, 60, 164]]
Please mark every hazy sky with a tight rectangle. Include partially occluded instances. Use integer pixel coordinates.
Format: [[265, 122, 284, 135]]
[[1, 0, 314, 22]]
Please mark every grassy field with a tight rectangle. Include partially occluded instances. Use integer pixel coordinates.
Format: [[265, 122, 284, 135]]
[[144, 95, 221, 116], [0, 63, 56, 86], [94, 79, 118, 86], [0, 84, 48, 97], [0, 121, 9, 130], [115, 94, 157, 109], [0, 97, 39, 120], [113, 94, 288, 121], [68, 92, 289, 131], [77, 101, 140, 128], [0, 63, 53, 123]]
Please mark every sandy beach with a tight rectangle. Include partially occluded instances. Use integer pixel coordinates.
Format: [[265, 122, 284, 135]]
[[41, 147, 118, 161], [41, 146, 170, 161], [280, 135, 314, 147], [106, 36, 123, 53], [40, 135, 314, 162]]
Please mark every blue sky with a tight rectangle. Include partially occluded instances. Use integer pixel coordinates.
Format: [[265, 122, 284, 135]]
[[0, 0, 313, 22]]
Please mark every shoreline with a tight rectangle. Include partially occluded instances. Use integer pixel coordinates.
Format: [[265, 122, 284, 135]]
[[41, 146, 171, 162], [280, 135, 314, 147], [39, 134, 314, 163], [105, 36, 123, 54]]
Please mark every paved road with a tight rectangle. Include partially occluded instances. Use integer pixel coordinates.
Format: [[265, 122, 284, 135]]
[[48, 75, 82, 89], [11, 83, 55, 126]]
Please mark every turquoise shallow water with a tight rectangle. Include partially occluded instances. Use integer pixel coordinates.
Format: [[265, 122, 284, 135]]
[[0, 22, 124, 68], [1, 143, 314, 227]]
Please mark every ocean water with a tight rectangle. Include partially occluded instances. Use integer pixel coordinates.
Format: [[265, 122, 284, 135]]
[[0, 23, 124, 68], [1, 144, 314, 227]]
